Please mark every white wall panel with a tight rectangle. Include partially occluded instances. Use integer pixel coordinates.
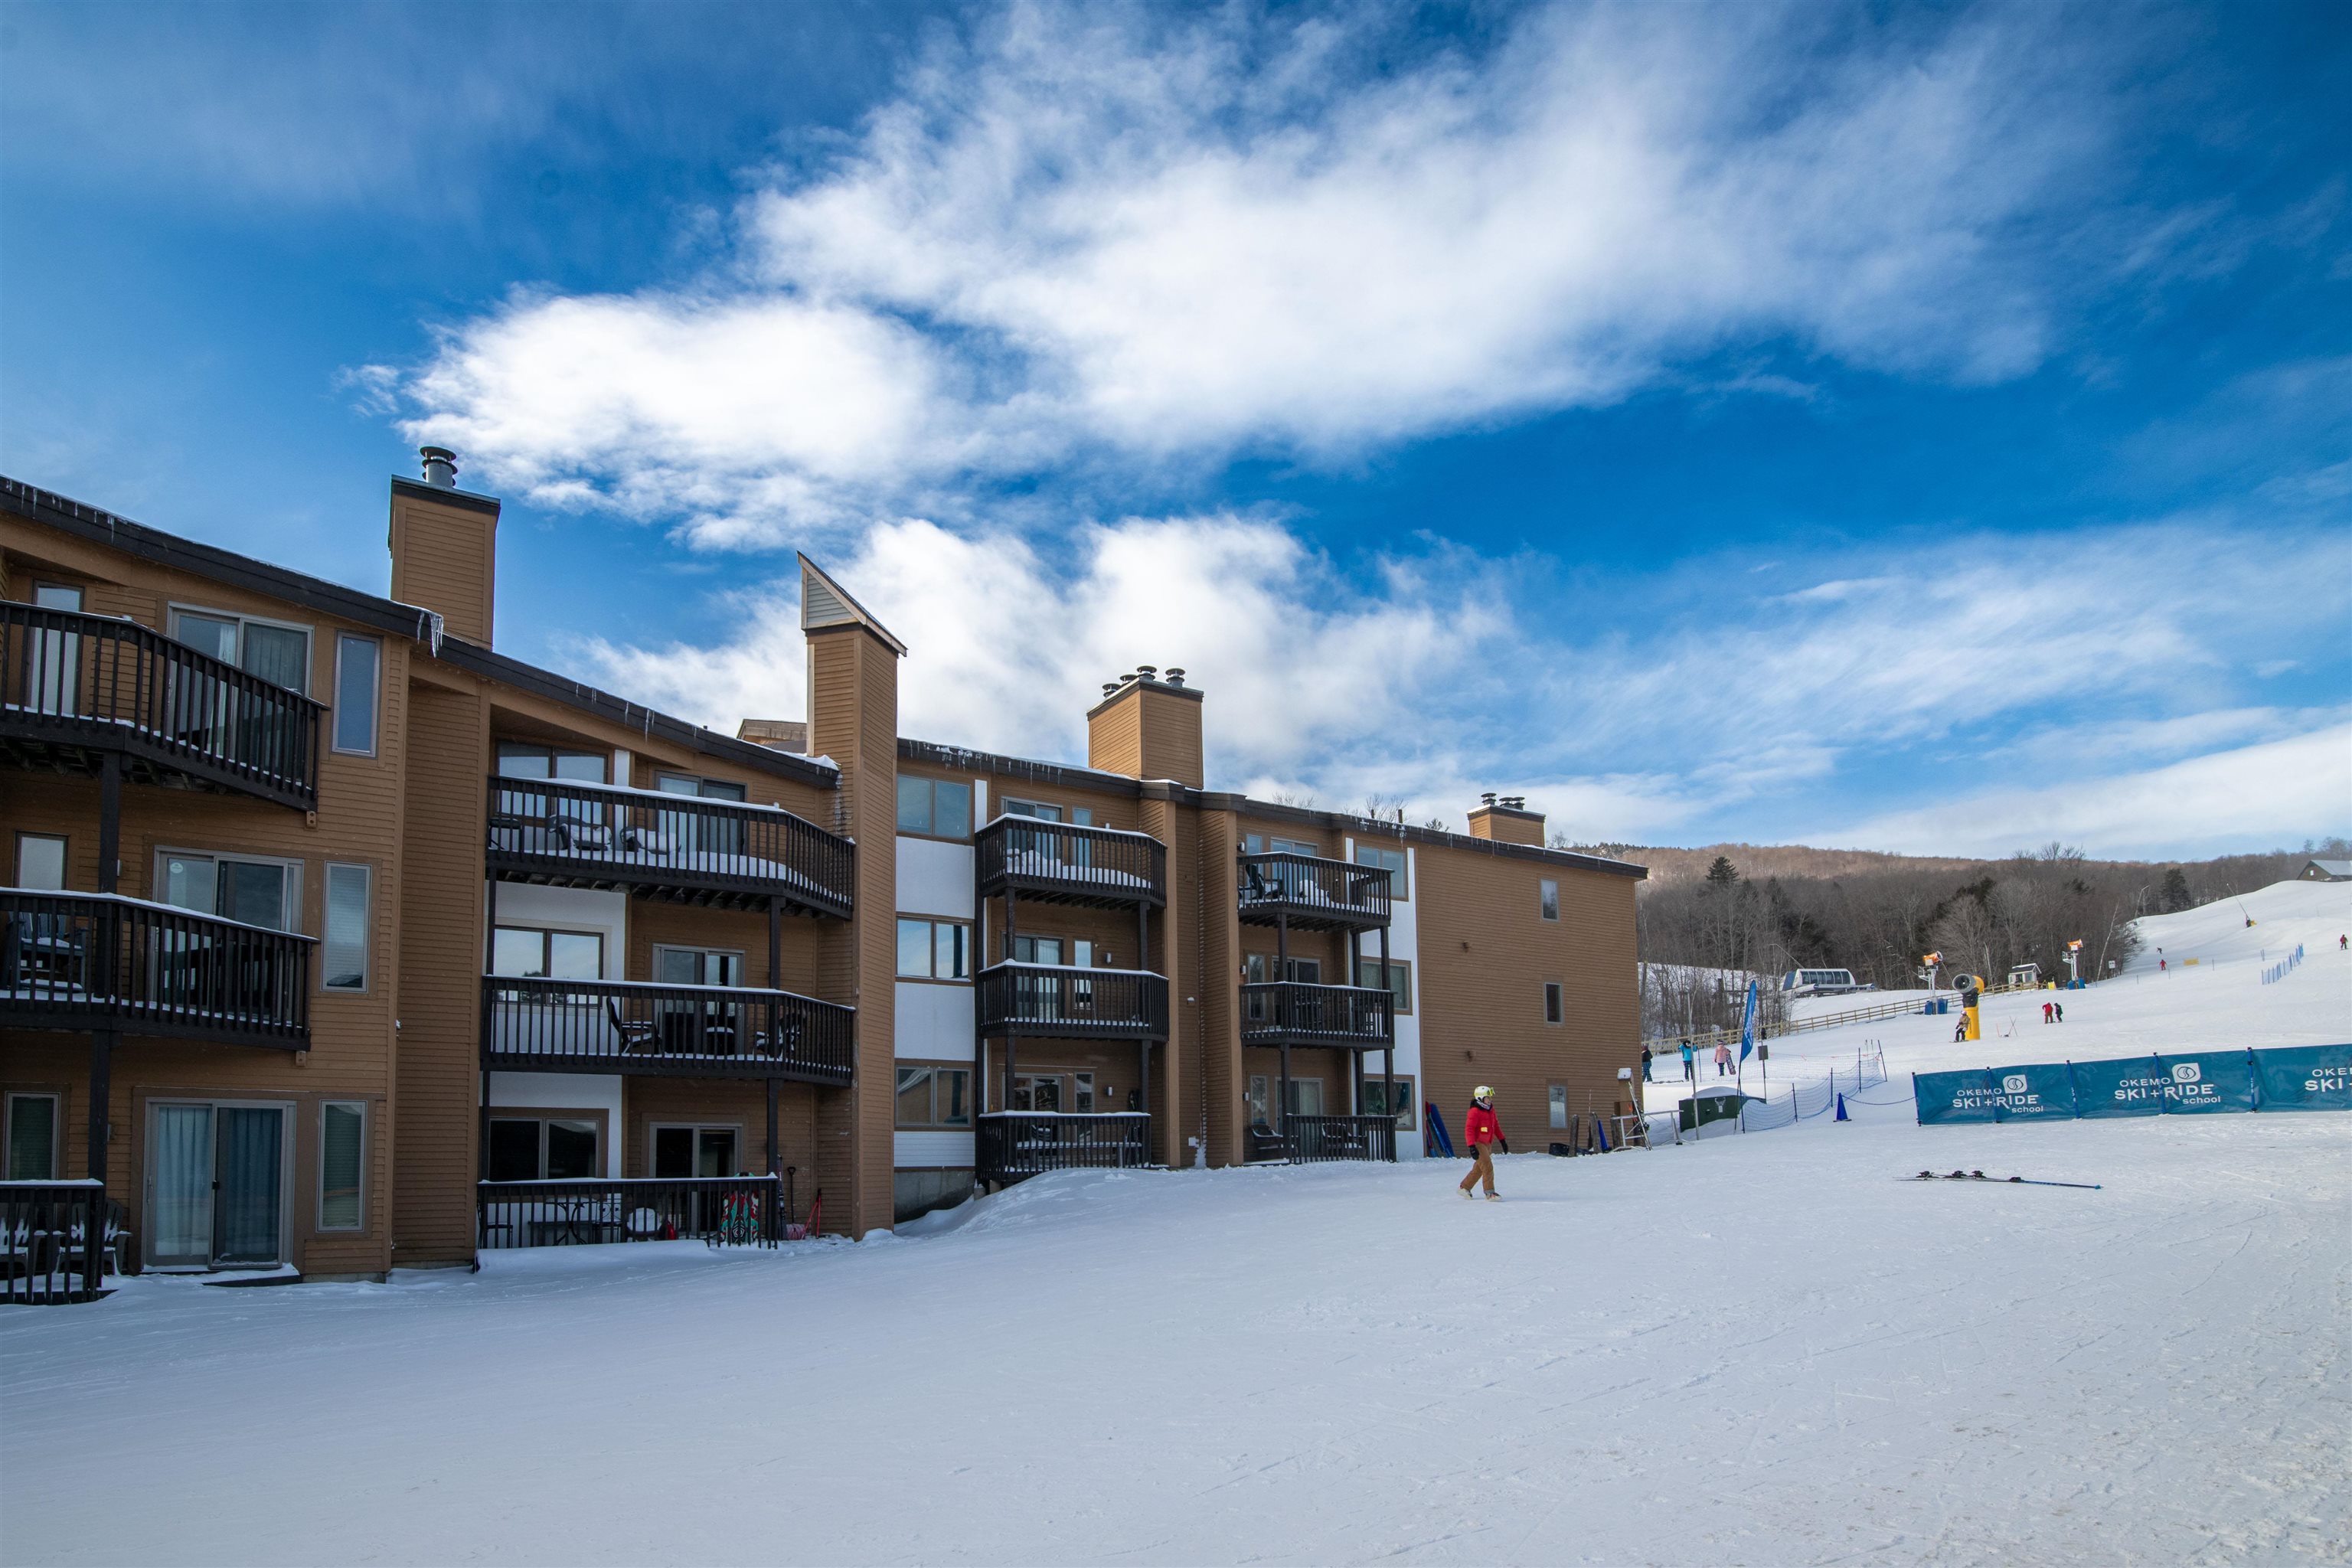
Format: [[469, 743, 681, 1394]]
[[894, 982, 975, 1060], [894, 1131, 976, 1169], [897, 836, 975, 919], [483, 1072, 626, 1177]]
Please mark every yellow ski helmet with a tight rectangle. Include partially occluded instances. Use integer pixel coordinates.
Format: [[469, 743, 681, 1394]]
[[1474, 1085, 1495, 1101]]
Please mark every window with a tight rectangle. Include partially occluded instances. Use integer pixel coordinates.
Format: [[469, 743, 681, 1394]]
[[30, 585, 83, 714], [656, 773, 746, 802], [1354, 843, 1408, 899], [1354, 959, 1413, 1014], [332, 635, 381, 755], [1539, 878, 1559, 921], [169, 607, 311, 693], [1243, 833, 1318, 856], [1002, 798, 1061, 822], [1072, 1072, 1096, 1114], [1357, 1076, 1417, 1132], [15, 833, 66, 890], [319, 1102, 365, 1229], [492, 927, 604, 980], [322, 864, 371, 991], [652, 1125, 739, 1178], [1011, 1074, 1063, 1112], [5, 1093, 60, 1180], [895, 1066, 973, 1128], [1011, 934, 1089, 966], [1549, 1085, 1570, 1129], [897, 918, 972, 980], [495, 743, 606, 782], [652, 946, 742, 988], [487, 1116, 600, 1181], [159, 851, 298, 929], [1544, 982, 1564, 1025], [897, 776, 974, 839]]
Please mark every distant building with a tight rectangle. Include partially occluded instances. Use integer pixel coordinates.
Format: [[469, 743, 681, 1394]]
[[2298, 859, 2352, 882]]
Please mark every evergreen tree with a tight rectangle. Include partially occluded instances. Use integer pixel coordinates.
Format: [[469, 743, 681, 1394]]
[[1704, 854, 1740, 889], [2161, 867, 2192, 913]]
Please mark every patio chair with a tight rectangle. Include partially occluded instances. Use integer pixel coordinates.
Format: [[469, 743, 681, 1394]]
[[606, 999, 662, 1054], [550, 818, 614, 854], [619, 826, 676, 858], [1243, 863, 1279, 903]]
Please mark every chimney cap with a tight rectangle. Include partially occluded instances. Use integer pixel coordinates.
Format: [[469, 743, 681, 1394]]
[[419, 446, 459, 488], [1480, 792, 1498, 807], [1135, 665, 1158, 681], [1165, 667, 1185, 688]]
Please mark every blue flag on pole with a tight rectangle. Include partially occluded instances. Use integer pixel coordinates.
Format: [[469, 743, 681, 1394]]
[[1739, 980, 1759, 1063]]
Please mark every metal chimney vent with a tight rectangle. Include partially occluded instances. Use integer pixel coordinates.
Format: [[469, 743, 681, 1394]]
[[420, 446, 459, 488]]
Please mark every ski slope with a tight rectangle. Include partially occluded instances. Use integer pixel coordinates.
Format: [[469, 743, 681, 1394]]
[[1645, 878, 2352, 1112]]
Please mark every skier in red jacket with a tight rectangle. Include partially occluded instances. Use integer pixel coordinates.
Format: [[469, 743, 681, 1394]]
[[1459, 1086, 1505, 1200]]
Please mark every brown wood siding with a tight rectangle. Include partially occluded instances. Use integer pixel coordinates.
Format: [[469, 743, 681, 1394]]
[[1195, 808, 1246, 1167], [390, 681, 491, 1264], [387, 491, 495, 645], [1413, 848, 1638, 1150], [623, 1078, 820, 1187]]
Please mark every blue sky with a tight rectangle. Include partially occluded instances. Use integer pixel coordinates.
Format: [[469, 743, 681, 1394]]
[[4, 1, 2347, 858]]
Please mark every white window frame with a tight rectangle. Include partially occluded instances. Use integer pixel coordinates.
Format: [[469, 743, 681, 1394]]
[[1539, 878, 1560, 922], [5, 1091, 62, 1180], [152, 848, 304, 931], [330, 633, 382, 756], [165, 603, 315, 695], [322, 862, 371, 992], [318, 1100, 368, 1231], [1354, 843, 1410, 900]]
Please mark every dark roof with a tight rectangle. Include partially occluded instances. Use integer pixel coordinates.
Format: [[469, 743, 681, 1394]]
[[898, 735, 1645, 879], [1, 474, 838, 790]]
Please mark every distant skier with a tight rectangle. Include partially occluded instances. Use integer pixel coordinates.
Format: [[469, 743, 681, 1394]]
[[1714, 1041, 1733, 1077], [1680, 1040, 1696, 1083], [2053, 1001, 2064, 1023], [2339, 935, 2346, 951], [2159, 958, 2167, 973], [2042, 1001, 2054, 1024], [1640, 1044, 1654, 1083], [1458, 1087, 1505, 1200], [1953, 1018, 1967, 1043]]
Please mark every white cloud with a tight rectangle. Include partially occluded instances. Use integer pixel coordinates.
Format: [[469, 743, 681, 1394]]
[[398, 1, 2116, 537], [1830, 723, 2352, 858]]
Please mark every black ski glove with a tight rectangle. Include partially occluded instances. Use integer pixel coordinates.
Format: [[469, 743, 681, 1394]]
[[1498, 1138, 1510, 1155]]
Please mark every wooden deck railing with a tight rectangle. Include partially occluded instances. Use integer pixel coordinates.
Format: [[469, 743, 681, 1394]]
[[486, 775, 854, 916], [1, 1181, 116, 1303], [0, 890, 312, 1048], [476, 1175, 782, 1248], [481, 976, 854, 1084], [975, 817, 1165, 906], [0, 603, 322, 807], [975, 963, 1169, 1040], [1236, 852, 1391, 927], [975, 1112, 1152, 1181], [1240, 981, 1393, 1047]]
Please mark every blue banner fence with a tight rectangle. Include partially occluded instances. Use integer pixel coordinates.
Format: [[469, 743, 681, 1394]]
[[2260, 946, 2305, 985], [1914, 1044, 2350, 1124]]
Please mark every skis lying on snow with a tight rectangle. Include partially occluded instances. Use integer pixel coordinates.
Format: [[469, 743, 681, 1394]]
[[1911, 1168, 2102, 1190]]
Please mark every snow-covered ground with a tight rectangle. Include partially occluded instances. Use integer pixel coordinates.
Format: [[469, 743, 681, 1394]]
[[3, 882, 2346, 1568], [1645, 878, 2352, 1112]]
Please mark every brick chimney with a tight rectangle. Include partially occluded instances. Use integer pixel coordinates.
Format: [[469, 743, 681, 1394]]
[[388, 447, 498, 645], [1468, 792, 1545, 845], [1088, 665, 1204, 789]]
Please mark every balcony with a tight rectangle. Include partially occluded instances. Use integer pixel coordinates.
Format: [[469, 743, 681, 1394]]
[[0, 890, 312, 1050], [1236, 853, 1390, 932], [481, 976, 854, 1084], [1249, 1115, 1397, 1165], [976, 1112, 1152, 1184], [485, 776, 854, 917], [477, 1175, 787, 1250], [975, 963, 1168, 1041], [1240, 981, 1393, 1050], [976, 818, 1165, 909], [0, 604, 322, 810]]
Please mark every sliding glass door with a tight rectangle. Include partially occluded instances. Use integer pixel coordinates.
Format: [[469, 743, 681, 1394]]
[[146, 1102, 287, 1268]]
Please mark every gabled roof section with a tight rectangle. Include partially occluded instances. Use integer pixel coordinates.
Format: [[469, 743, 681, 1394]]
[[799, 554, 906, 655]]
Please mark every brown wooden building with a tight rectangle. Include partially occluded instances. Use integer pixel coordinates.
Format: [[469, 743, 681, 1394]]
[[2, 455, 1642, 1279]]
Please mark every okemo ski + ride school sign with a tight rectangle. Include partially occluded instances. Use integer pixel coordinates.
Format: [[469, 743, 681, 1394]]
[[1915, 1044, 2351, 1125]]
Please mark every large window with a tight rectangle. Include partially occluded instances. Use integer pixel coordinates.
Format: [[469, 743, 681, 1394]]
[[487, 1116, 600, 1181], [169, 607, 312, 693], [1354, 843, 1408, 899], [318, 1102, 365, 1229], [332, 635, 381, 756], [653, 946, 742, 987], [1549, 1084, 1570, 1129], [1357, 1076, 1417, 1132], [1002, 799, 1094, 827], [897, 918, 972, 980], [897, 776, 974, 839], [495, 743, 606, 782], [1544, 982, 1564, 1025], [1354, 958, 1413, 1014], [1007, 1072, 1095, 1113], [894, 1066, 973, 1128], [159, 851, 298, 929], [5, 1093, 59, 1180], [15, 832, 66, 890], [322, 864, 371, 991], [492, 927, 604, 980], [1245, 833, 1318, 857], [1539, 878, 1560, 922]]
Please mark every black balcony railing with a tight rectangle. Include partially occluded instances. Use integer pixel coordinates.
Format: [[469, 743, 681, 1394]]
[[1289, 1115, 1397, 1163], [1236, 852, 1390, 929], [477, 1175, 782, 1249], [486, 776, 854, 917], [976, 817, 1165, 908], [2, 1181, 118, 1303], [483, 975, 853, 1083], [0, 603, 322, 809], [975, 1112, 1152, 1183], [975, 963, 1168, 1040], [0, 890, 312, 1049], [1240, 982, 1393, 1048]]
